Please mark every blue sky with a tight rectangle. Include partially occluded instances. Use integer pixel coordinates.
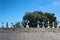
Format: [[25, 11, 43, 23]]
[[0, 0, 60, 27]]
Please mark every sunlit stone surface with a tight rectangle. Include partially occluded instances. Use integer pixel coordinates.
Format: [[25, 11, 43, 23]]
[[0, 28, 60, 40]]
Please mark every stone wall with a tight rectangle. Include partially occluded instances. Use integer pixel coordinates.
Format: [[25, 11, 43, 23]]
[[0, 28, 60, 40]]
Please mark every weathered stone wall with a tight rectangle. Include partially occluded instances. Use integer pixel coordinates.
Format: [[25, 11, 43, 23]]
[[0, 28, 60, 40]]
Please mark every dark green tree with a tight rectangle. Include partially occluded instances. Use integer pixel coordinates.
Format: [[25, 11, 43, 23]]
[[13, 22, 21, 28], [23, 11, 57, 28]]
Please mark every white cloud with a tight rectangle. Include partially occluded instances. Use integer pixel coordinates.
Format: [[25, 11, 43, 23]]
[[52, 1, 59, 6]]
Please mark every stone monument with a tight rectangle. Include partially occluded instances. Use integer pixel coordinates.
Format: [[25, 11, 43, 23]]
[[57, 21, 59, 28], [6, 22, 9, 28], [52, 22, 55, 28], [2, 22, 4, 28], [42, 21, 45, 28], [47, 21, 50, 28], [37, 21, 40, 28], [26, 21, 29, 28], [57, 25, 59, 28]]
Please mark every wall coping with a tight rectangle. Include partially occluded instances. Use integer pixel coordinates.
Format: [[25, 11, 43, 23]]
[[0, 28, 60, 33]]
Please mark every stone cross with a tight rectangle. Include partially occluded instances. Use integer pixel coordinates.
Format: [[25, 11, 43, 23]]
[[57, 21, 59, 28], [26, 24, 29, 28], [26, 21, 29, 28], [6, 22, 9, 28], [52, 22, 55, 28], [2, 22, 4, 28], [57, 25, 59, 28], [42, 21, 45, 28], [47, 21, 50, 28], [37, 21, 40, 28]]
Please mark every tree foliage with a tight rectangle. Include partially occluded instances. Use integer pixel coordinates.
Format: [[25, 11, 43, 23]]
[[23, 11, 57, 28], [13, 22, 21, 28]]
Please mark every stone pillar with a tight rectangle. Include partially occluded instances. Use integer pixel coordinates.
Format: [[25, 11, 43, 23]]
[[52, 22, 55, 28], [26, 21, 29, 28], [57, 23, 59, 28], [57, 25, 59, 28], [26, 24, 29, 28], [42, 21, 45, 28], [37, 21, 40, 28], [37, 23, 40, 28], [47, 21, 50, 28], [6, 22, 9, 28], [57, 21, 59, 28], [11, 23, 13, 28], [2, 22, 4, 28]]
